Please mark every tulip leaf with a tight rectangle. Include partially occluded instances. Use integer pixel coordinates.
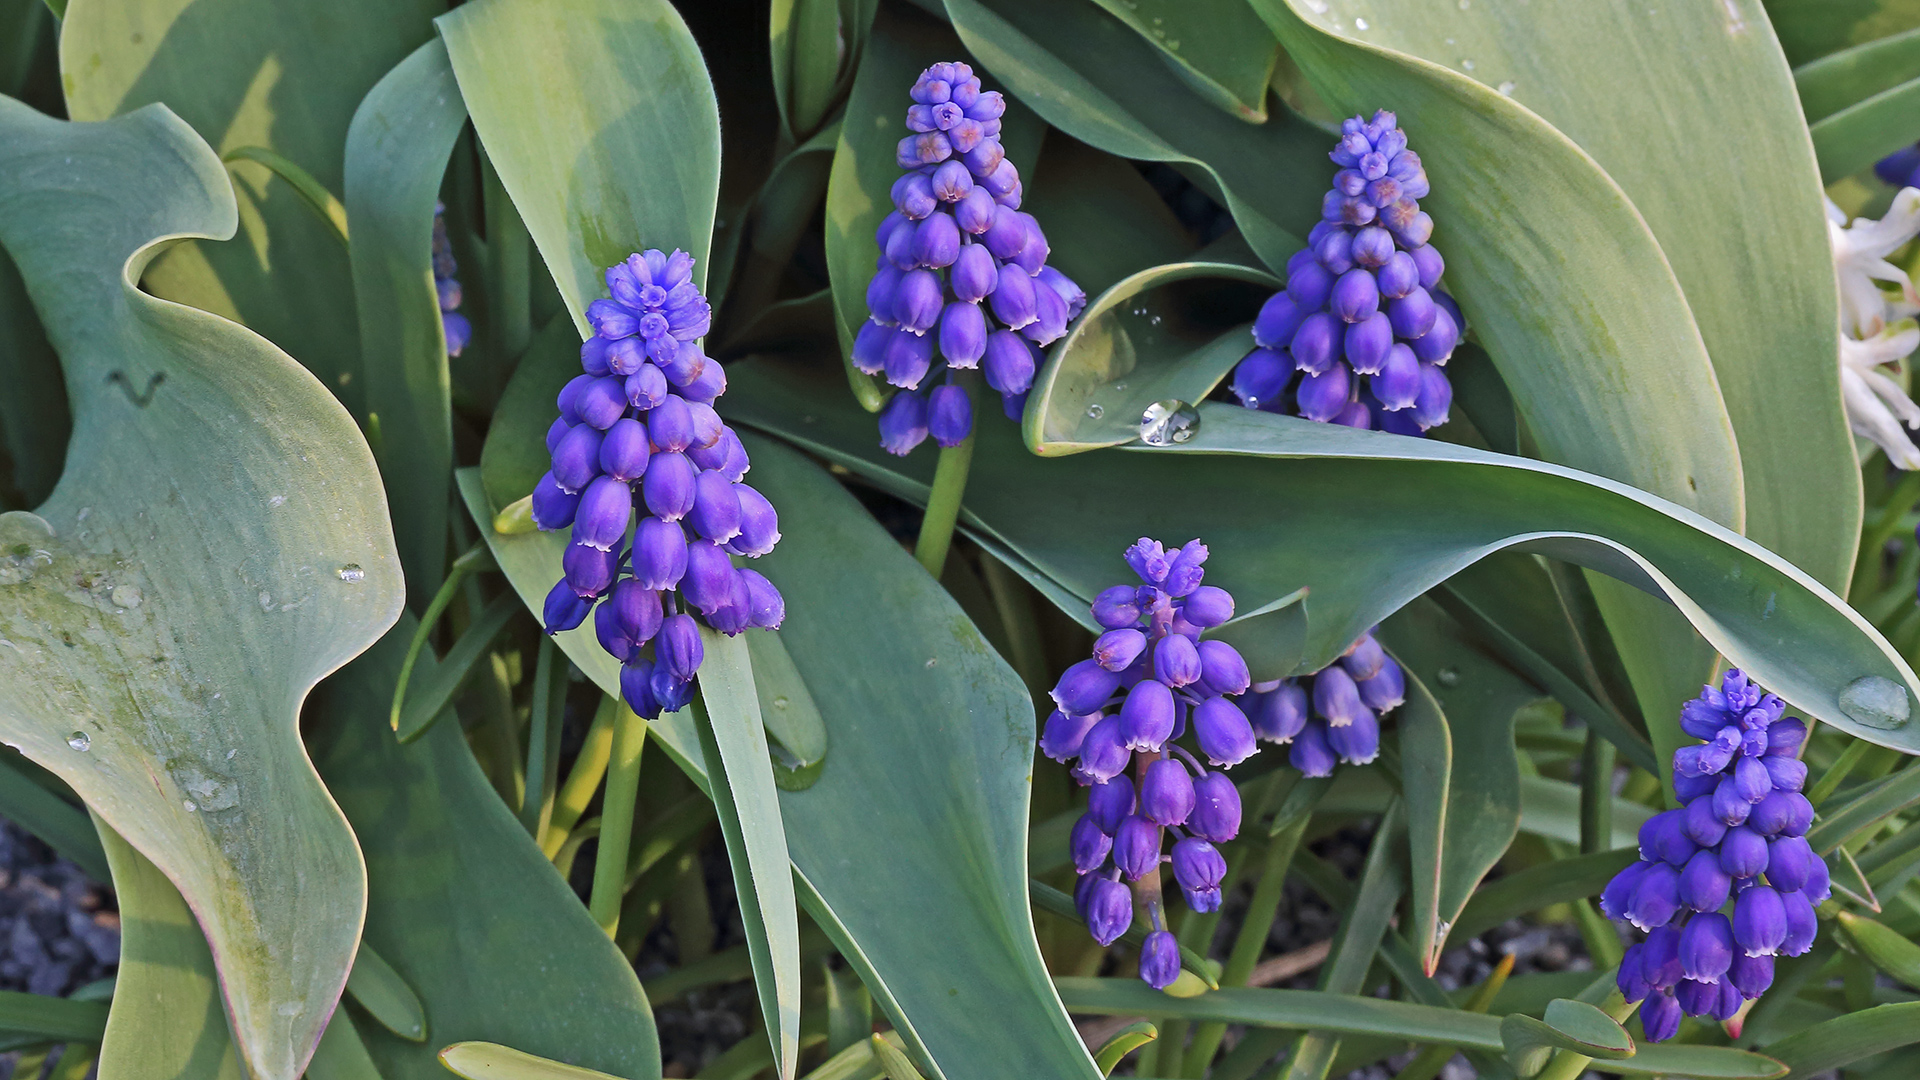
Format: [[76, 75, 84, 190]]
[[1796, 26, 1920, 122], [0, 99, 403, 1080], [1811, 75, 1920, 183], [344, 38, 469, 609], [435, 0, 721, 333], [1023, 135, 1201, 304], [941, 0, 1328, 275], [1083, 0, 1278, 123], [307, 622, 662, 1080], [60, 0, 441, 414], [722, 358, 1920, 754], [345, 939, 427, 1043], [1765, 0, 1920, 67]]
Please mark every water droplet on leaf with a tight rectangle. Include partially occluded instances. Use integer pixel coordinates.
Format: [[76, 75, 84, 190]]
[[1461, 58, 1476, 71], [336, 564, 365, 583], [773, 696, 791, 710], [268, 494, 286, 508], [66, 732, 89, 752], [183, 800, 197, 813], [1086, 403, 1105, 420], [1139, 400, 1200, 446], [1437, 666, 1461, 687], [1840, 676, 1910, 730], [1355, 16, 1369, 29], [1497, 80, 1516, 95], [110, 585, 141, 608]]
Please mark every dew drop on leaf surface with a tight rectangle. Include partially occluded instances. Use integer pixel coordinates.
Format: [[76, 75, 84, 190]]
[[336, 564, 365, 583], [66, 731, 90, 752], [1139, 400, 1200, 446]]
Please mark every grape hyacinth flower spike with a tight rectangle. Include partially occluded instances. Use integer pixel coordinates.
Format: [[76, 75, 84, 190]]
[[1046, 537, 1262, 988], [1238, 630, 1403, 777], [532, 248, 785, 717], [855, 61, 1086, 454], [433, 203, 471, 357], [1231, 109, 1462, 434], [1601, 670, 1823, 1040]]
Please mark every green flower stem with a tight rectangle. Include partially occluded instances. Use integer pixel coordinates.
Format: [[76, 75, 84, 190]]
[[543, 694, 617, 858], [1579, 728, 1615, 855], [589, 702, 649, 938], [1852, 469, 1920, 603], [477, 652, 524, 809], [913, 379, 980, 579], [517, 636, 566, 839]]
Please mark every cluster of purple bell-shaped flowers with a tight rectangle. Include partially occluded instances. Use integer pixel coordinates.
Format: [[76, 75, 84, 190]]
[[530, 249, 784, 718], [1232, 110, 1460, 434], [433, 203, 470, 357], [1601, 670, 1825, 1041], [856, 61, 1086, 454], [1041, 538, 1259, 989], [1240, 631, 1404, 777]]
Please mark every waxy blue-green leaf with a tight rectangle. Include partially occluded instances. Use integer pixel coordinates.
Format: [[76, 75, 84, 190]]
[[0, 99, 401, 1080], [345, 39, 468, 610], [308, 623, 661, 1080], [1083, 0, 1278, 123], [723, 359, 1920, 749], [436, 0, 722, 333], [61, 0, 440, 414], [92, 818, 245, 1077], [1765, 0, 1920, 67], [1022, 135, 1200, 304], [771, 0, 876, 142], [941, 0, 1327, 273], [0, 234, 68, 510], [462, 436, 1101, 1080]]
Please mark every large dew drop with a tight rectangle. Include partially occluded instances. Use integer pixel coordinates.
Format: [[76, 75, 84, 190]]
[[66, 731, 90, 752], [1839, 675, 1910, 730], [1138, 400, 1200, 446]]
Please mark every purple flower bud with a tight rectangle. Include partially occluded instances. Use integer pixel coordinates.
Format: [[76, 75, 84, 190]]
[[621, 657, 661, 718], [1333, 400, 1371, 428], [532, 472, 582, 531], [547, 417, 573, 455], [850, 323, 893, 378], [1679, 849, 1732, 912], [1764, 835, 1814, 893], [1076, 716, 1131, 784], [1627, 861, 1681, 930], [964, 138, 1006, 178], [982, 330, 1038, 395], [717, 484, 778, 561], [1138, 930, 1180, 989], [1091, 587, 1143, 631], [1733, 755, 1773, 803], [1766, 719, 1806, 757], [645, 395, 693, 452], [1295, 363, 1350, 422], [660, 341, 707, 387], [1180, 587, 1234, 629], [1412, 363, 1452, 429], [1745, 789, 1795, 837], [1082, 776, 1134, 835], [551, 423, 606, 493], [543, 580, 592, 634], [927, 383, 973, 448], [1113, 816, 1162, 881], [912, 212, 962, 269], [1781, 890, 1818, 956], [1252, 294, 1308, 353], [1151, 635, 1200, 689], [1734, 885, 1788, 956], [1315, 227, 1356, 274], [1233, 347, 1292, 412], [1644, 923, 1684, 989], [1357, 661, 1405, 712], [931, 160, 974, 203], [601, 337, 644, 378], [1712, 776, 1752, 826], [596, 418, 651, 484], [949, 247, 999, 308], [1679, 697, 1730, 740], [1310, 666, 1367, 728], [627, 363, 670, 410], [1071, 814, 1113, 873], [1194, 696, 1257, 767], [1388, 287, 1437, 339], [1197, 640, 1250, 696], [1172, 837, 1227, 912], [1729, 952, 1774, 1000], [1010, 214, 1050, 276], [441, 312, 472, 356], [1683, 795, 1729, 847], [883, 329, 935, 391], [1673, 771, 1717, 803], [1803, 850, 1831, 903], [1141, 758, 1196, 826], [1352, 225, 1395, 268], [1162, 540, 1208, 597], [1680, 912, 1735, 982], [654, 613, 703, 683], [955, 187, 997, 234], [1331, 269, 1381, 323], [631, 516, 688, 591], [1287, 260, 1335, 311], [563, 540, 620, 599], [558, 373, 594, 422], [986, 262, 1038, 330], [1345, 312, 1393, 375], [1640, 809, 1696, 867], [1601, 860, 1647, 921], [897, 132, 952, 169], [1041, 709, 1101, 763], [587, 299, 639, 339], [1392, 209, 1434, 247], [1641, 991, 1681, 1042], [610, 578, 663, 646], [1377, 251, 1419, 298], [1410, 243, 1444, 289], [574, 475, 634, 551], [892, 268, 943, 334], [680, 540, 738, 616], [1763, 756, 1806, 794], [1335, 635, 1383, 680], [1170, 772, 1235, 846], [1720, 824, 1769, 878], [1023, 280, 1071, 346], [577, 376, 629, 429], [1369, 343, 1420, 411], [1290, 722, 1339, 778], [981, 203, 1026, 261], [1618, 944, 1652, 1002], [1055, 658, 1123, 715], [641, 450, 696, 522], [1121, 679, 1177, 752], [867, 264, 904, 326], [1095, 629, 1148, 672], [1288, 311, 1340, 376], [1410, 306, 1459, 364], [1085, 876, 1132, 946], [1251, 681, 1309, 743]]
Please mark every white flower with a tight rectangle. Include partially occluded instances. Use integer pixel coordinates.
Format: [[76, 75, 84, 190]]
[[1828, 192, 1920, 467]]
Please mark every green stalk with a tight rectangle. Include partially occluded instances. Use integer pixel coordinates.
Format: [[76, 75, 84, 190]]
[[477, 653, 524, 809], [1390, 953, 1514, 1080], [1853, 469, 1920, 603], [518, 637, 567, 838], [1810, 737, 1873, 806], [589, 702, 649, 937], [544, 694, 617, 858], [1580, 728, 1615, 855], [914, 377, 980, 578]]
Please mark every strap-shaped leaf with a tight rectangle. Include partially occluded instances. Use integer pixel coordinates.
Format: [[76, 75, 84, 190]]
[[1082, 0, 1277, 122], [0, 100, 402, 1080], [1796, 26, 1920, 122], [1811, 75, 1920, 182], [1767, 0, 1920, 67], [1500, 999, 1633, 1077]]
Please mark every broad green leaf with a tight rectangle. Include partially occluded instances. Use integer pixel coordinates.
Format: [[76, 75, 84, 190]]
[[436, 0, 722, 333], [0, 233, 67, 509], [747, 631, 829, 770], [480, 316, 579, 515], [694, 631, 803, 1080], [1762, 1000, 1920, 1078], [724, 361, 1920, 749], [1796, 26, 1920, 121], [1499, 1000, 1633, 1077], [0, 757, 107, 881], [942, 0, 1328, 273], [0, 99, 402, 1080], [60, 0, 440, 414], [345, 39, 469, 609], [1765, 0, 1920, 66], [1083, 0, 1278, 122], [307, 623, 661, 1080], [1055, 980, 1786, 1078], [439, 1042, 626, 1080], [1022, 135, 1200, 303], [92, 818, 245, 1077], [1811, 76, 1920, 183], [770, 0, 874, 141], [307, 1011, 384, 1080], [825, 2, 959, 412], [462, 436, 1102, 1080], [346, 940, 427, 1043]]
